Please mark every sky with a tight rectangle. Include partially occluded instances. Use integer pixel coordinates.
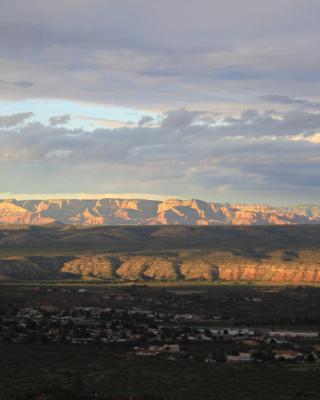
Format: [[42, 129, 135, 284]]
[[0, 0, 320, 205]]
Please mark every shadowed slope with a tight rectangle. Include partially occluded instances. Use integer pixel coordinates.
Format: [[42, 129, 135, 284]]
[[0, 225, 319, 283]]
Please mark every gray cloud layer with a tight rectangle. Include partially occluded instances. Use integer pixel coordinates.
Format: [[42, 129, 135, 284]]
[[1, 1, 320, 110], [0, 108, 319, 204], [0, 1, 319, 203], [0, 79, 34, 88], [0, 112, 34, 127], [49, 114, 71, 126], [261, 95, 320, 109]]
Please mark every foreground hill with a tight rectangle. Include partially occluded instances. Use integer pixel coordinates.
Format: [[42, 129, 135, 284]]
[[0, 224, 319, 283], [0, 198, 319, 225]]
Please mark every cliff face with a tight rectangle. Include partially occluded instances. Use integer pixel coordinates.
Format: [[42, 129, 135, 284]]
[[59, 250, 320, 284], [0, 250, 315, 283], [0, 198, 319, 225]]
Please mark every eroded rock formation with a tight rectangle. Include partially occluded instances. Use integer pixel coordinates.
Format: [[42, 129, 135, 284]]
[[0, 198, 319, 225], [59, 250, 320, 283]]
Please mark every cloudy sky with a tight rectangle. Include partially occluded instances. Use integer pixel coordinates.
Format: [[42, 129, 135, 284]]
[[1, 0, 320, 205]]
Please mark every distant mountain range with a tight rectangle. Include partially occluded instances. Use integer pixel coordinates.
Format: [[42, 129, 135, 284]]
[[0, 198, 319, 225]]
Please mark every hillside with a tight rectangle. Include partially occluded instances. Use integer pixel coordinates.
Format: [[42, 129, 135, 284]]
[[0, 198, 319, 225], [0, 224, 319, 283]]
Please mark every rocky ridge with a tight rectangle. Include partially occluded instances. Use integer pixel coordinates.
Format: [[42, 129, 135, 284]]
[[0, 198, 319, 225], [60, 251, 320, 283], [1, 250, 320, 283]]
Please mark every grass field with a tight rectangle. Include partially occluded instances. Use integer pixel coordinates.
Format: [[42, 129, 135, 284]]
[[1, 344, 320, 400]]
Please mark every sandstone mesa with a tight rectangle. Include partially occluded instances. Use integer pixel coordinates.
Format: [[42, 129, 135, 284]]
[[0, 198, 319, 225]]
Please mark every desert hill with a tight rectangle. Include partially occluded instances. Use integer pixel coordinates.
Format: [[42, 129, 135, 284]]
[[0, 198, 319, 225]]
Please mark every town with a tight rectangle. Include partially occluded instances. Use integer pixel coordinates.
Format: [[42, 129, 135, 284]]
[[1, 284, 320, 366]]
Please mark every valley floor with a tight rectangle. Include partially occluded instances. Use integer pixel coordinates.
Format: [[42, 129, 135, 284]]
[[1, 283, 320, 399]]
